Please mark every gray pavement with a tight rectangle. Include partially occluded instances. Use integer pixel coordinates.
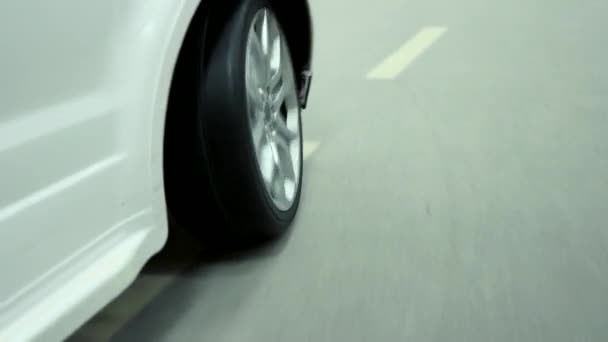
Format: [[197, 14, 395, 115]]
[[74, 0, 608, 341]]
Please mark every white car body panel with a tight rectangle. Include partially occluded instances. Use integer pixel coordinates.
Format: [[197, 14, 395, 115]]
[[0, 0, 202, 340]]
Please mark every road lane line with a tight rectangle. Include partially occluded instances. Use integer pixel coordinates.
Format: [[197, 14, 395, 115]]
[[303, 140, 320, 160], [366, 26, 447, 80]]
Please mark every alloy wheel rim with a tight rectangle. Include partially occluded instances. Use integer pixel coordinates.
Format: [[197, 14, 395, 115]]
[[245, 8, 302, 211]]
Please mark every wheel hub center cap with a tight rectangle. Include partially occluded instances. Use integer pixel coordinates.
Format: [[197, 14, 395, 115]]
[[263, 92, 276, 125]]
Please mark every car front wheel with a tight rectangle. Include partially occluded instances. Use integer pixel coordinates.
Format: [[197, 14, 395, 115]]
[[164, 0, 304, 244]]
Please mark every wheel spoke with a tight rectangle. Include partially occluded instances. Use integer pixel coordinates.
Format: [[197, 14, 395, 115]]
[[273, 125, 296, 178], [268, 55, 282, 90], [271, 174, 289, 207], [273, 116, 297, 146], [257, 133, 275, 185], [250, 109, 266, 147], [278, 145, 296, 183], [269, 139, 293, 205], [247, 32, 268, 90], [259, 10, 270, 56], [272, 75, 294, 111], [267, 82, 281, 114], [268, 32, 282, 88]]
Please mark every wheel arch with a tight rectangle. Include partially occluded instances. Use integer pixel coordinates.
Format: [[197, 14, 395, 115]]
[[146, 0, 206, 231]]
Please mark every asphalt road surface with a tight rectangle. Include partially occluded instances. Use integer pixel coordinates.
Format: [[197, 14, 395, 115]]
[[71, 0, 608, 341]]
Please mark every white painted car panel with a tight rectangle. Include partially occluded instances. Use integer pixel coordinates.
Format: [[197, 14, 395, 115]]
[[0, 0, 202, 340]]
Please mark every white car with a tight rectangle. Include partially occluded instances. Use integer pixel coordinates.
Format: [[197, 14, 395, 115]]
[[0, 0, 313, 340]]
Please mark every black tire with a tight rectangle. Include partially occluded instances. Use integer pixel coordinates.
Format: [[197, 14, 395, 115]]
[[164, 0, 303, 244]]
